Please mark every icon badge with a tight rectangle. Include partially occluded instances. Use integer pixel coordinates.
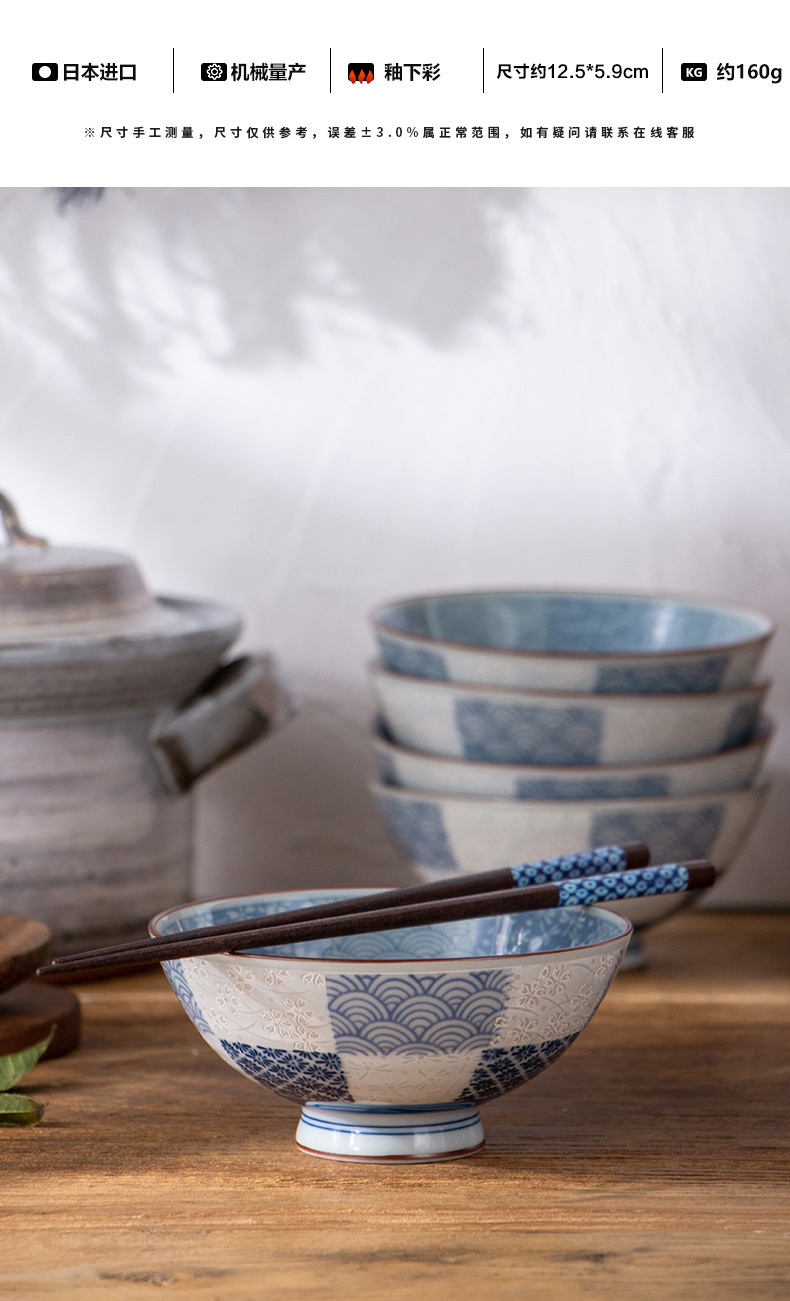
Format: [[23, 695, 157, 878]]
[[32, 63, 59, 81], [348, 64, 374, 84], [201, 62, 228, 81], [680, 63, 707, 81]]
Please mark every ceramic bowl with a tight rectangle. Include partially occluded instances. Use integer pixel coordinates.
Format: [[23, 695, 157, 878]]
[[152, 890, 631, 1163], [371, 664, 768, 766], [372, 781, 768, 934], [372, 716, 773, 800], [372, 590, 774, 691]]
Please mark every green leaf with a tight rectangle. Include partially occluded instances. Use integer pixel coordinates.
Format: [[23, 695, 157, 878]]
[[0, 1093, 46, 1125], [0, 1033, 53, 1091]]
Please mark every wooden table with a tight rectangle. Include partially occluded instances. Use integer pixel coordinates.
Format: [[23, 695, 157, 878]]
[[2, 912, 789, 1300]]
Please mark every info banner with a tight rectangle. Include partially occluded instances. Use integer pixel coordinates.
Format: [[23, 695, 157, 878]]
[[3, 0, 788, 184]]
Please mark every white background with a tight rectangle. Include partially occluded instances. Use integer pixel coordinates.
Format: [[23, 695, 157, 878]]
[[0, 186, 788, 905]]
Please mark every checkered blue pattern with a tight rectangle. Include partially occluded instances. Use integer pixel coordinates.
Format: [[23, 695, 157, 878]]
[[557, 864, 690, 906], [510, 844, 634, 888]]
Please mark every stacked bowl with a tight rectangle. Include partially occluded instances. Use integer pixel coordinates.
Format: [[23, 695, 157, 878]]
[[368, 590, 774, 960]]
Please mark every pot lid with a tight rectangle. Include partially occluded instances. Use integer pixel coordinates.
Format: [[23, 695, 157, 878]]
[[0, 490, 233, 644]]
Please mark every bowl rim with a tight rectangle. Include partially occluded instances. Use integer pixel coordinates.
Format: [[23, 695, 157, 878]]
[[370, 587, 776, 661], [370, 777, 770, 811], [370, 660, 771, 705], [149, 891, 632, 963], [371, 714, 775, 774]]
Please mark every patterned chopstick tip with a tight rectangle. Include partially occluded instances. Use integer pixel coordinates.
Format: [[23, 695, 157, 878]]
[[510, 845, 636, 888], [557, 864, 690, 907]]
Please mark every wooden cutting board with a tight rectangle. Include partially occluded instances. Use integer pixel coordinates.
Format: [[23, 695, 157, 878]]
[[0, 913, 53, 995], [0, 979, 81, 1058]]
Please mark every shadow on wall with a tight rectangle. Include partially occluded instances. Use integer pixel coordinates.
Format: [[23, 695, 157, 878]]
[[0, 187, 529, 389]]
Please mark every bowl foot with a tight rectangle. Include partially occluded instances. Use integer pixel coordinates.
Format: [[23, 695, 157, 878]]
[[619, 932, 647, 971], [296, 1104, 485, 1163]]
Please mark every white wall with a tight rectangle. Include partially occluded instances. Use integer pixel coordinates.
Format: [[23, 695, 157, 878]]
[[0, 187, 788, 905]]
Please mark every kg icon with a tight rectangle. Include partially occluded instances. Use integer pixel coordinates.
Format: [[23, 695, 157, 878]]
[[680, 63, 707, 80]]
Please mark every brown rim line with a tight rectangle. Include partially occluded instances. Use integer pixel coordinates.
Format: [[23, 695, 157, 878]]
[[371, 779, 770, 811], [369, 661, 771, 704], [296, 1140, 486, 1163], [370, 586, 776, 660], [148, 894, 633, 966], [372, 717, 776, 772]]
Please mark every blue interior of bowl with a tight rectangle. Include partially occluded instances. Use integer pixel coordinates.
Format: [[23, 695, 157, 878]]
[[378, 592, 769, 654], [155, 890, 629, 961]]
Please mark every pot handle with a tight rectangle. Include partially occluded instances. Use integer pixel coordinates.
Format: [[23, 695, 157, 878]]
[[152, 653, 292, 793], [0, 491, 48, 549]]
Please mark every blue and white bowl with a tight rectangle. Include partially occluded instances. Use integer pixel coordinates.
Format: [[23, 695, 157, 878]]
[[372, 590, 774, 692], [372, 781, 768, 931], [371, 664, 768, 766], [372, 717, 773, 801], [152, 890, 631, 1164]]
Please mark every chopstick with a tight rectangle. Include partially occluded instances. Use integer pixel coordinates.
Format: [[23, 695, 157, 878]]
[[38, 859, 715, 979], [46, 842, 649, 972]]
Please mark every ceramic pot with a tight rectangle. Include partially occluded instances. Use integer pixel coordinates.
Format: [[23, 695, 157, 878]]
[[0, 492, 287, 950]]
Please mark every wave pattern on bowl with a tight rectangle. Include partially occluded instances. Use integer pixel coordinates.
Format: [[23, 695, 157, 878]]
[[371, 666, 767, 765], [372, 717, 772, 800], [157, 894, 626, 1109], [155, 890, 631, 1161]]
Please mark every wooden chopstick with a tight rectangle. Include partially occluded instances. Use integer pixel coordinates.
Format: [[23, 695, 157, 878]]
[[39, 859, 714, 980], [48, 843, 649, 970]]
